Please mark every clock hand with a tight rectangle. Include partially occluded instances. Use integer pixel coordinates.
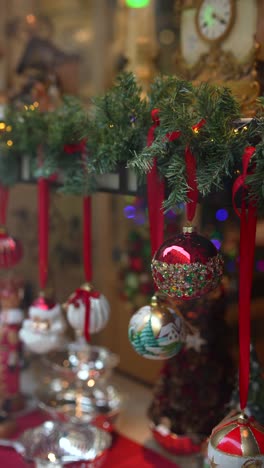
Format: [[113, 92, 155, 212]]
[[211, 12, 227, 25]]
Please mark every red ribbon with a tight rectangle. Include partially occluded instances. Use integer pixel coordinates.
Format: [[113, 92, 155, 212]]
[[147, 109, 165, 258], [0, 185, 9, 226], [38, 177, 49, 290], [37, 145, 50, 291], [232, 146, 257, 411], [165, 119, 206, 222], [68, 288, 100, 342], [83, 196, 92, 283], [64, 139, 87, 154]]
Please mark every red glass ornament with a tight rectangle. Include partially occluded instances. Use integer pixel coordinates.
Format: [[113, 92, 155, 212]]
[[152, 227, 224, 300], [0, 228, 23, 268]]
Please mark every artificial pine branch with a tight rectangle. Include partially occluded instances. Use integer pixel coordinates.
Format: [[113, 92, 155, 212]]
[[86, 72, 149, 175]]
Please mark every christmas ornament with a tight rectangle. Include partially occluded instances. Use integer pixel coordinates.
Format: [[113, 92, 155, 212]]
[[152, 226, 224, 299], [207, 147, 262, 468], [66, 283, 110, 342], [128, 295, 186, 359], [65, 177, 110, 343], [208, 413, 264, 467], [19, 295, 66, 354], [20, 156, 68, 354]]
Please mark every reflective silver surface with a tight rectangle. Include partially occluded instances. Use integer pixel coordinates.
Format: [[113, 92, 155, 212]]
[[42, 344, 119, 382], [0, 420, 111, 465], [37, 381, 121, 427]]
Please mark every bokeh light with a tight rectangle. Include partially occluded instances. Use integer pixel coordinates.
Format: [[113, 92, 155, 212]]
[[125, 0, 150, 7], [211, 239, 222, 250], [216, 208, 228, 222], [124, 205, 136, 219]]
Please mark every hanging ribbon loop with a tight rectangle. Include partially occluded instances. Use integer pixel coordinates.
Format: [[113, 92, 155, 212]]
[[0, 184, 9, 226], [38, 177, 49, 290], [147, 108, 160, 147], [147, 109, 165, 259], [37, 145, 50, 291], [165, 118, 206, 222], [185, 145, 198, 222], [232, 146, 256, 217], [232, 146, 257, 411], [83, 196, 92, 283]]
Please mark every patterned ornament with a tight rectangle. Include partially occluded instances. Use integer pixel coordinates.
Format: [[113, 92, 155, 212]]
[[152, 226, 224, 300], [0, 228, 23, 268], [66, 283, 110, 341], [128, 295, 186, 360], [208, 413, 264, 467], [19, 295, 66, 354]]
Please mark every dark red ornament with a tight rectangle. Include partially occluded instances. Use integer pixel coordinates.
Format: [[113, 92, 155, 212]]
[[151, 227, 224, 300], [0, 228, 23, 268]]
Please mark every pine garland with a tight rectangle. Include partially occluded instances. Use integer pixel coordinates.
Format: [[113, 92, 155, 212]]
[[0, 72, 264, 211], [86, 72, 149, 174], [129, 80, 245, 209]]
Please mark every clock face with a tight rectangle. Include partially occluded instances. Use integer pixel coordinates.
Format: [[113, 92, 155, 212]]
[[196, 0, 236, 43]]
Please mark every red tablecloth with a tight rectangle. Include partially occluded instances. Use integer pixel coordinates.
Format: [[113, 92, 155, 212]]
[[0, 410, 179, 467]]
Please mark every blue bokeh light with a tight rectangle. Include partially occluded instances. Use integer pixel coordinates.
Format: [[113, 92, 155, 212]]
[[211, 238, 222, 250], [124, 205, 136, 219], [216, 208, 228, 222]]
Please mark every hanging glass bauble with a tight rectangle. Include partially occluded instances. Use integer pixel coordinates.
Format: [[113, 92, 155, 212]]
[[152, 226, 224, 300]]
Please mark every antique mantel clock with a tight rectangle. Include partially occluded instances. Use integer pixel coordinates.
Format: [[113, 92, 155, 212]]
[[175, 0, 259, 116], [195, 0, 236, 43]]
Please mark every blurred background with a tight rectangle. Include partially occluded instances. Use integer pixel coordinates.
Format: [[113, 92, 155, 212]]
[[1, 0, 262, 384]]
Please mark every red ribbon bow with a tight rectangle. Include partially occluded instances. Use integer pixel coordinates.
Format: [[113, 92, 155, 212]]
[[232, 146, 257, 411], [69, 288, 100, 342]]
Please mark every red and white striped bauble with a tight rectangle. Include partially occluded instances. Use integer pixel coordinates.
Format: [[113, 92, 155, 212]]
[[66, 283, 110, 339], [208, 413, 264, 467]]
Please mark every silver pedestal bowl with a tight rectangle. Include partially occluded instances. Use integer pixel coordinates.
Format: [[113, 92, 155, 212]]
[[41, 344, 119, 383], [0, 420, 111, 467], [36, 379, 121, 432]]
